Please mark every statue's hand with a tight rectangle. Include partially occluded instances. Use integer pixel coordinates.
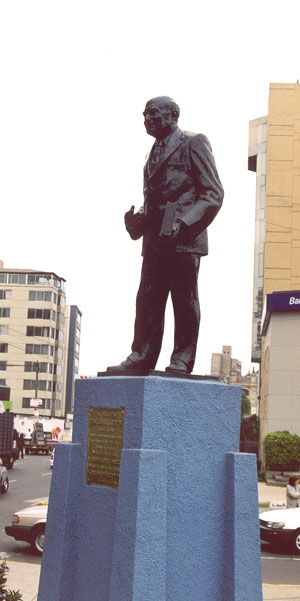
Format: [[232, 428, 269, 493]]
[[172, 221, 181, 238], [124, 206, 145, 240], [125, 205, 136, 226]]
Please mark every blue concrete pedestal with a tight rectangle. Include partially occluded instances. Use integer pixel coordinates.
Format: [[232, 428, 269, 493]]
[[38, 376, 262, 601]]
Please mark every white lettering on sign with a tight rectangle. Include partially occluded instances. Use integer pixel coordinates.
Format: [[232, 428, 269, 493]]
[[289, 297, 300, 305]]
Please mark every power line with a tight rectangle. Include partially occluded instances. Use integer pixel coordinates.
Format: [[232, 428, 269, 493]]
[[0, 322, 64, 360]]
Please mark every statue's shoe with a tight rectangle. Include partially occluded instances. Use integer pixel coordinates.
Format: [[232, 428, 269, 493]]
[[106, 357, 147, 372], [165, 361, 189, 374]]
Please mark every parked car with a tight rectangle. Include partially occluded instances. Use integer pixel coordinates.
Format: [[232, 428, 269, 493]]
[[260, 507, 300, 554], [5, 499, 48, 554], [0, 461, 9, 494], [50, 447, 55, 469]]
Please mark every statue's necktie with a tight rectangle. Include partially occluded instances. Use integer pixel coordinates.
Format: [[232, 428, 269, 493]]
[[150, 140, 164, 171]]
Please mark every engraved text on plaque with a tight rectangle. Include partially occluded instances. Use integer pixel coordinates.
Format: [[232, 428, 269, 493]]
[[86, 407, 125, 488]]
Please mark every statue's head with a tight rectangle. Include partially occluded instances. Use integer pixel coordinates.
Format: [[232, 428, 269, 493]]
[[143, 96, 180, 140]]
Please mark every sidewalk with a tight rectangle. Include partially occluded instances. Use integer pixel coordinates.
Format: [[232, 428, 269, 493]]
[[5, 560, 40, 601], [258, 481, 287, 506], [263, 584, 300, 600], [3, 483, 300, 601]]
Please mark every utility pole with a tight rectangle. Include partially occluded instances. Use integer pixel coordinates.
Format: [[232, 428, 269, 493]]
[[34, 361, 39, 399]]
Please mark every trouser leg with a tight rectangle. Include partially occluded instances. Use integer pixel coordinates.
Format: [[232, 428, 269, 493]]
[[130, 253, 169, 368], [170, 253, 201, 373]]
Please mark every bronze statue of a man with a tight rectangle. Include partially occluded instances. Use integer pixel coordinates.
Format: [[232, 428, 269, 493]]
[[107, 96, 224, 375]]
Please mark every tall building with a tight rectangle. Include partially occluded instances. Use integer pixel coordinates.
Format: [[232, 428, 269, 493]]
[[211, 345, 258, 414], [248, 83, 300, 445], [0, 260, 81, 417], [64, 305, 82, 414]]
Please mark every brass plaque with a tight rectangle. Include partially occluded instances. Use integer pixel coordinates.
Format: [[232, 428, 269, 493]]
[[86, 407, 125, 488]]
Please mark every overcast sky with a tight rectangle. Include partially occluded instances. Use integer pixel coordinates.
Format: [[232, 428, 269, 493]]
[[1, 0, 300, 376]]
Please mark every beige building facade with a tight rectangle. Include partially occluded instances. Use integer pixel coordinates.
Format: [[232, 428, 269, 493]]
[[248, 83, 300, 447], [0, 260, 81, 417]]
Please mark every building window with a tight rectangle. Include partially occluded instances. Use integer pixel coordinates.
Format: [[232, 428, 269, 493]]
[[28, 274, 51, 285], [26, 326, 50, 337], [55, 347, 63, 360], [0, 361, 7, 371], [56, 312, 64, 324], [25, 344, 53, 355], [22, 398, 31, 408], [0, 308, 10, 318], [0, 290, 11, 300], [0, 325, 9, 335], [24, 362, 52, 374], [54, 364, 62, 376], [28, 290, 53, 302], [57, 295, 65, 307], [27, 275, 63, 290], [0, 274, 7, 283], [55, 399, 61, 410], [27, 308, 53, 320], [0, 379, 6, 386], [23, 380, 52, 391], [8, 273, 26, 285], [53, 381, 61, 392], [56, 330, 64, 342], [0, 344, 8, 353]]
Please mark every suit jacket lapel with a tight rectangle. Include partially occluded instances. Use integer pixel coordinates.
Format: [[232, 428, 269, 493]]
[[145, 128, 185, 180]]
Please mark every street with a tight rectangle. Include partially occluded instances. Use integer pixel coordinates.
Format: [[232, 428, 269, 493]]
[[0, 454, 52, 564], [1, 455, 300, 586], [261, 542, 300, 585]]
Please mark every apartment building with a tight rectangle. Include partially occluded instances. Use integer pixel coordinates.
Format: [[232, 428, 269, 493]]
[[0, 260, 81, 417], [64, 305, 82, 414], [248, 83, 300, 445]]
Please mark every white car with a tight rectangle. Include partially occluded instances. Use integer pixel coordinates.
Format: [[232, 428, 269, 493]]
[[260, 507, 300, 554], [5, 499, 48, 555]]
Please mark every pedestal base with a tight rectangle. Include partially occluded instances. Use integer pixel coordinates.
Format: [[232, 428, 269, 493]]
[[38, 376, 262, 601]]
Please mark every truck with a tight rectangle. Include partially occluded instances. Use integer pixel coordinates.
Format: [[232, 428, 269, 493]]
[[24, 422, 49, 455], [0, 408, 19, 469]]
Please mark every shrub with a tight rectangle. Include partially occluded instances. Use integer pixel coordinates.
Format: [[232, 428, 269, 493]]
[[264, 431, 300, 471], [0, 561, 23, 600]]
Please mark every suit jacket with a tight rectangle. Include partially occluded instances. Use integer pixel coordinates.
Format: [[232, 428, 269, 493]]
[[138, 127, 224, 256], [286, 484, 300, 508]]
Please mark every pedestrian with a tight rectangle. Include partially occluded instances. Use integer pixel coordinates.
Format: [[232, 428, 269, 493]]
[[286, 475, 300, 508], [17, 432, 24, 459]]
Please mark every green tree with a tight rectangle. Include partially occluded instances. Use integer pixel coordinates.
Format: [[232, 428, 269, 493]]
[[264, 431, 300, 470], [241, 391, 251, 418]]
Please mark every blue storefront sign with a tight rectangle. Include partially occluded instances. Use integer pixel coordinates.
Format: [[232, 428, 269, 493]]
[[262, 290, 300, 335]]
